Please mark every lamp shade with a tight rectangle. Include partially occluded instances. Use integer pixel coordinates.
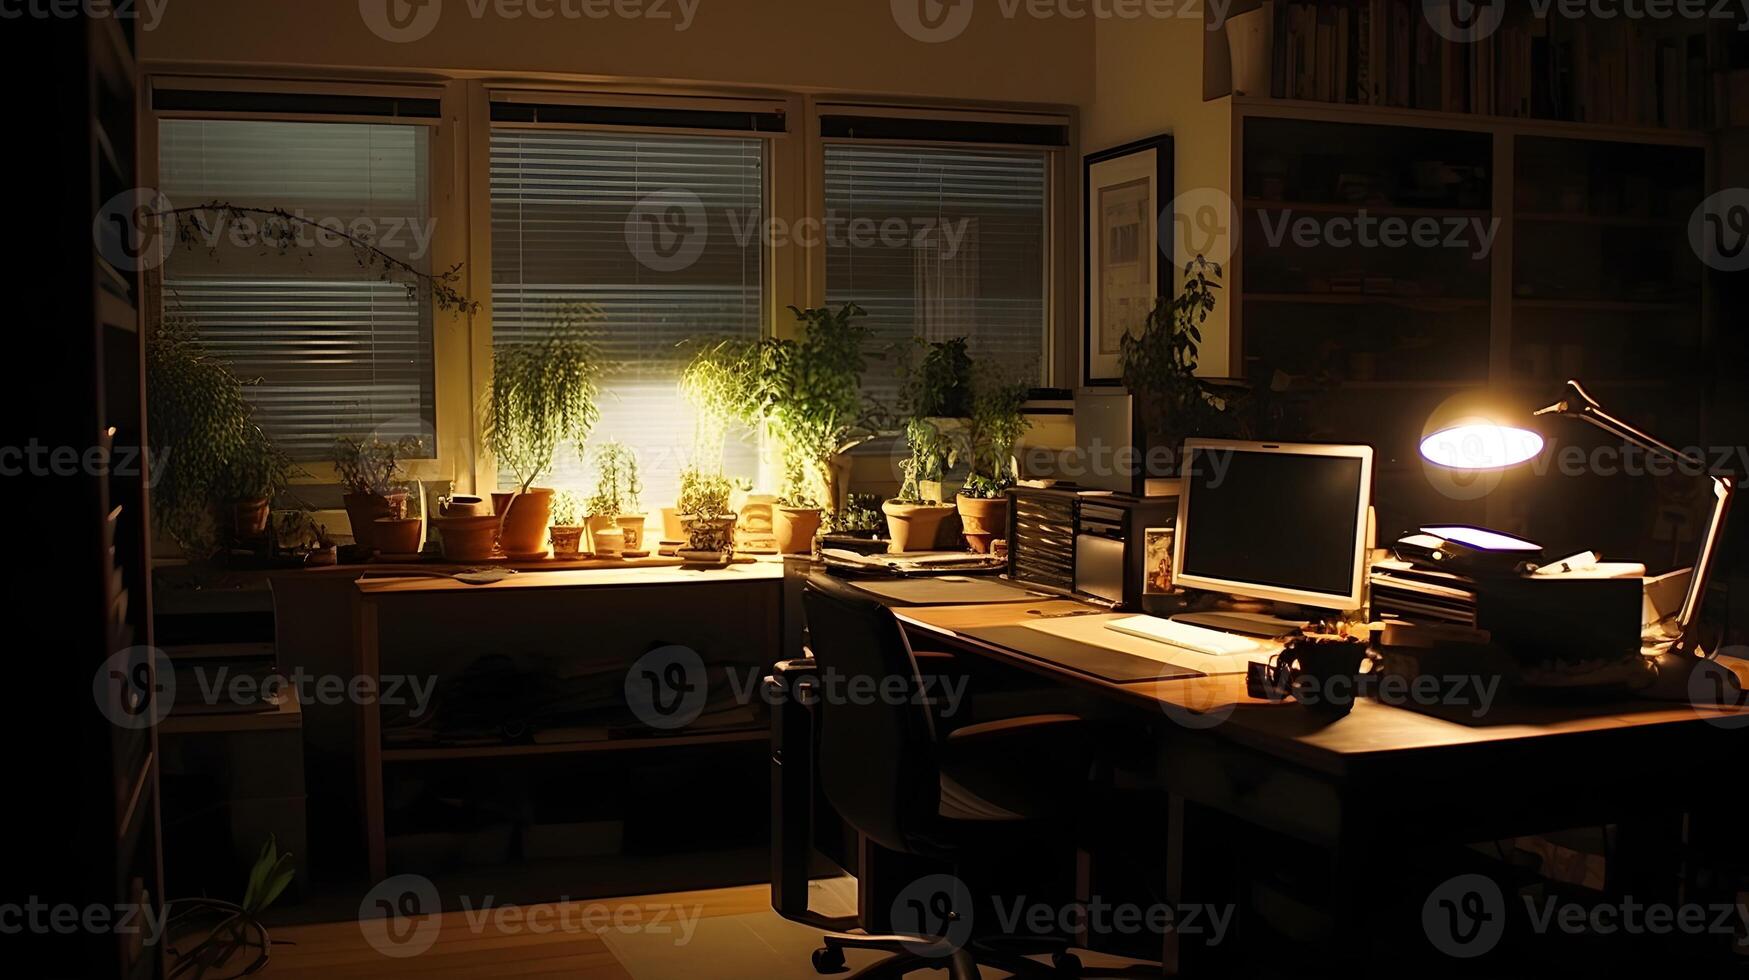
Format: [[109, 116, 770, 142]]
[[1419, 391, 1545, 470]]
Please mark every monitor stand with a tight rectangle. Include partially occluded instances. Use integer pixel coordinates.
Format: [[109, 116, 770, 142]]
[[1170, 610, 1303, 639]]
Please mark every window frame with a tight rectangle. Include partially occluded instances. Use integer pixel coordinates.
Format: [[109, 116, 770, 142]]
[[465, 84, 797, 495], [803, 98, 1077, 391], [142, 76, 466, 487], [142, 71, 1079, 505]]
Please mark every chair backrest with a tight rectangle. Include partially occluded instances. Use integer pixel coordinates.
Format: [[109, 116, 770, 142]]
[[801, 573, 941, 854]]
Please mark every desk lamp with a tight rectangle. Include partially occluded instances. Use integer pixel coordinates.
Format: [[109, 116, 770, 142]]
[[1420, 379, 1735, 661]]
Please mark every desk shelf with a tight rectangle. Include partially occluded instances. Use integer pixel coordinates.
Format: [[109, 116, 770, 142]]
[[381, 728, 767, 763]]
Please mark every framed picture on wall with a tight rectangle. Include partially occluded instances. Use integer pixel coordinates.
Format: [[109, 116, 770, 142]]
[[1084, 134, 1173, 385]]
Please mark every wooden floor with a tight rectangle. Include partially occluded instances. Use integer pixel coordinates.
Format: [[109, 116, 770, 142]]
[[260, 884, 775, 979]]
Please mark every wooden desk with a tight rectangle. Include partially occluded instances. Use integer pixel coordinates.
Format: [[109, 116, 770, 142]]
[[352, 560, 784, 880], [892, 599, 1749, 974]]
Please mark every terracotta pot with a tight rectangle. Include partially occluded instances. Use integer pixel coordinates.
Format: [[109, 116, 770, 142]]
[[956, 496, 1009, 554], [585, 513, 617, 553], [231, 498, 270, 539], [374, 517, 424, 557], [774, 506, 822, 555], [432, 515, 498, 561], [550, 526, 586, 557], [681, 514, 738, 557], [660, 507, 685, 542], [615, 514, 647, 553], [882, 501, 958, 554], [441, 494, 488, 518], [343, 492, 405, 552], [593, 527, 626, 558], [497, 488, 554, 557]]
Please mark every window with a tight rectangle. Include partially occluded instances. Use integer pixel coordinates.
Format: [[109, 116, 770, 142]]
[[824, 142, 1051, 408], [157, 118, 435, 461], [489, 128, 765, 506]]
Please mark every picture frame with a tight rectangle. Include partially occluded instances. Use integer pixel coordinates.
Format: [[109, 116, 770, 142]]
[[1083, 134, 1174, 385]]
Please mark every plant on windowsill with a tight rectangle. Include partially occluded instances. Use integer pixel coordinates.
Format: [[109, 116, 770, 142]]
[[954, 367, 1031, 553], [145, 316, 284, 556], [333, 435, 421, 557], [882, 418, 959, 554], [586, 440, 647, 554], [759, 304, 878, 526], [484, 303, 604, 557], [548, 489, 587, 558], [676, 466, 741, 565], [213, 422, 298, 546], [371, 480, 426, 559]]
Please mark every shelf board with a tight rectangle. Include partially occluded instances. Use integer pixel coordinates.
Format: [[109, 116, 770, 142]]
[[1517, 212, 1685, 229], [1246, 292, 1488, 310], [1244, 199, 1489, 219], [1513, 298, 1695, 314], [382, 728, 767, 762], [1224, 94, 1710, 147]]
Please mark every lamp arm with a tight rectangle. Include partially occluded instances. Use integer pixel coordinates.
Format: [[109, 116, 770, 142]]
[[1533, 380, 1708, 472], [1535, 380, 1733, 657]]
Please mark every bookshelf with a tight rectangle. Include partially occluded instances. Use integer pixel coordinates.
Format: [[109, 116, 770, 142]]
[[1209, 1, 1721, 129], [1160, 88, 1711, 550], [8, 12, 164, 978]]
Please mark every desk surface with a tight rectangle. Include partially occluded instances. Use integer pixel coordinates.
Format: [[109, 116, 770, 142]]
[[895, 600, 1749, 775], [353, 557, 784, 596]]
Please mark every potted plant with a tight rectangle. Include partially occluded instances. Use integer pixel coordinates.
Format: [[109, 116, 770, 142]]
[[549, 489, 587, 558], [485, 304, 604, 557], [333, 435, 418, 555], [759, 304, 876, 521], [882, 418, 958, 553], [1119, 257, 1243, 463], [586, 440, 646, 554], [146, 316, 267, 554], [676, 466, 739, 564], [372, 481, 425, 559], [213, 422, 296, 543], [955, 370, 1031, 553]]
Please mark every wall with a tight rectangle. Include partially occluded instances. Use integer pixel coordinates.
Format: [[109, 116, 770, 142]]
[[1082, 12, 1233, 377], [139, 0, 1095, 107]]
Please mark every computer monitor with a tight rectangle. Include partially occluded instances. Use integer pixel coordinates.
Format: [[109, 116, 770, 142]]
[[1172, 440, 1374, 611]]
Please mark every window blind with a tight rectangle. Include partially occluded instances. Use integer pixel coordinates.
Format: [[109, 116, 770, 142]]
[[823, 143, 1049, 411], [489, 128, 764, 508], [157, 119, 435, 461]]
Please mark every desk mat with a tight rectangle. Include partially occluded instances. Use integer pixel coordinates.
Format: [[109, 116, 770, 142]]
[[849, 577, 1040, 606], [956, 616, 1271, 682]]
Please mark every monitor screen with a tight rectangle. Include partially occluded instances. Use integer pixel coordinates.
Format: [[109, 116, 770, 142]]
[[1174, 441, 1373, 609]]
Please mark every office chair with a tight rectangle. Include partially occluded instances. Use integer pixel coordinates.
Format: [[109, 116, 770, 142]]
[[790, 572, 1099, 979]]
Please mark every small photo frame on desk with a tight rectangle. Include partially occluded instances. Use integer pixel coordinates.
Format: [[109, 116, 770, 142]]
[[1085, 134, 1173, 385], [1143, 526, 1175, 595]]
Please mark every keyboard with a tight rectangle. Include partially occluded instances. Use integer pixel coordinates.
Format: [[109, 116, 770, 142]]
[[1104, 616, 1260, 656]]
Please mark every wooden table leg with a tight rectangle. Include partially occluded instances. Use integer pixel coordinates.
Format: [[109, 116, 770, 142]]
[[1164, 792, 1232, 978], [353, 591, 386, 882]]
